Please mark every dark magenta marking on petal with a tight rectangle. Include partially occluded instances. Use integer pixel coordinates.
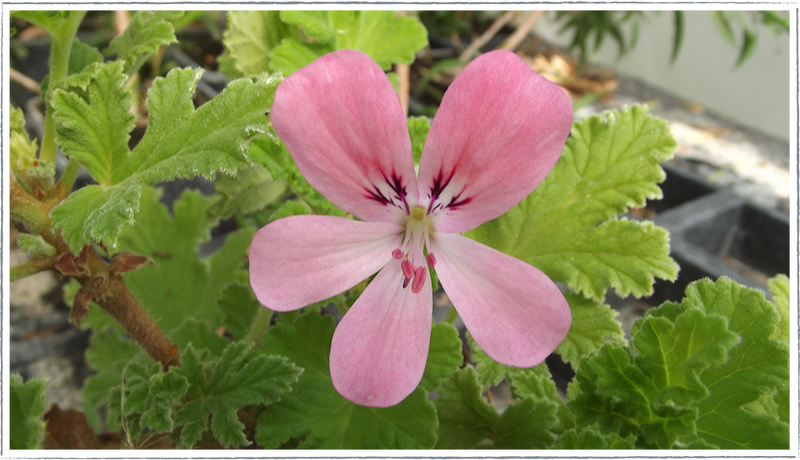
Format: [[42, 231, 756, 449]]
[[427, 168, 472, 214], [364, 170, 410, 212]]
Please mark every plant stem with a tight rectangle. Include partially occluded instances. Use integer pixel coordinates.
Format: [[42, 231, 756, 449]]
[[11, 257, 58, 281], [39, 11, 86, 163], [245, 307, 274, 347], [57, 158, 81, 200], [443, 305, 459, 325]]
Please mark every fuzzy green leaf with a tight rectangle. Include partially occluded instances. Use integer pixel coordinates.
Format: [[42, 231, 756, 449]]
[[52, 61, 135, 186], [434, 367, 499, 449], [82, 331, 143, 413], [469, 106, 679, 302], [109, 11, 180, 75], [168, 318, 228, 358], [224, 11, 300, 76], [210, 163, 287, 220], [10, 374, 47, 449], [50, 68, 278, 253], [407, 116, 430, 165], [419, 322, 463, 391], [269, 11, 428, 74], [17, 233, 57, 257], [556, 291, 626, 366], [256, 313, 437, 449], [173, 342, 302, 448], [219, 282, 261, 341], [494, 398, 559, 449], [687, 278, 790, 449], [768, 274, 789, 344], [116, 188, 255, 334]]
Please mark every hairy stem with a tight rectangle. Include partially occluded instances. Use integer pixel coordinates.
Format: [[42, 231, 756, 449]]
[[245, 307, 274, 347], [57, 158, 81, 200], [11, 256, 58, 281]]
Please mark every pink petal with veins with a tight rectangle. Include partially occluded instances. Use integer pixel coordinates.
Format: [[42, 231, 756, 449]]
[[271, 50, 418, 223], [418, 50, 573, 233], [249, 215, 402, 312], [329, 261, 432, 407], [430, 232, 571, 367]]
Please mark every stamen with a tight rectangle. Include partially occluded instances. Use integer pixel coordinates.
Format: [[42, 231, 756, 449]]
[[411, 267, 427, 294], [401, 259, 415, 281], [392, 249, 403, 260], [426, 252, 437, 267]]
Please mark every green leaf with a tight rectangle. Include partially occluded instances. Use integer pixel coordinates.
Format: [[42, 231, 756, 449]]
[[494, 398, 559, 449], [407, 116, 430, 165], [735, 28, 757, 67], [109, 11, 180, 75], [468, 106, 679, 302], [116, 188, 255, 334], [173, 342, 302, 448], [256, 313, 437, 449], [219, 282, 261, 341], [52, 61, 135, 186], [169, 318, 228, 358], [434, 367, 498, 449], [268, 38, 333, 76], [268, 11, 428, 74], [210, 163, 287, 219], [687, 278, 790, 449], [17, 233, 57, 257], [419, 322, 463, 391], [82, 330, 144, 420], [68, 38, 104, 75], [768, 274, 789, 344], [224, 11, 300, 76], [468, 334, 515, 388], [670, 11, 685, 63], [6, 102, 28, 136], [556, 291, 626, 366], [50, 68, 279, 253], [10, 374, 47, 449], [556, 427, 635, 449]]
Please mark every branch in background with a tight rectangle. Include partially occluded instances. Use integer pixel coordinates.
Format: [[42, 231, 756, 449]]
[[395, 11, 411, 117], [459, 11, 518, 61], [501, 11, 543, 51], [10, 68, 41, 94]]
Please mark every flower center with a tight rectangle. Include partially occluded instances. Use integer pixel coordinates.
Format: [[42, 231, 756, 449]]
[[392, 206, 436, 294]]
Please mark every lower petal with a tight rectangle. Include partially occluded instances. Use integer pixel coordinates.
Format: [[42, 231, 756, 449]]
[[430, 233, 571, 367], [330, 261, 433, 407], [249, 215, 403, 311]]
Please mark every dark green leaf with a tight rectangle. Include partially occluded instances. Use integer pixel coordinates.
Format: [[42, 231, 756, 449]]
[[10, 374, 47, 449], [219, 282, 261, 341], [434, 367, 499, 449], [419, 322, 463, 391]]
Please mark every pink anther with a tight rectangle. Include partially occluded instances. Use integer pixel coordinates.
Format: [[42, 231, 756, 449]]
[[392, 249, 404, 259], [411, 266, 427, 294], [401, 259, 415, 281], [426, 252, 437, 267]]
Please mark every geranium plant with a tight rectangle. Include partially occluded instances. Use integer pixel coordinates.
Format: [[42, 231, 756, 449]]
[[9, 10, 790, 450]]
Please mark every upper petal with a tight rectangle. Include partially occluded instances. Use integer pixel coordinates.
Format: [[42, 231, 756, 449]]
[[249, 215, 403, 311], [330, 260, 433, 407], [271, 50, 419, 222], [430, 232, 571, 367], [418, 50, 573, 233]]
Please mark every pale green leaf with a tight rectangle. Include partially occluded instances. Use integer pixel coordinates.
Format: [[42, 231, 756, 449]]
[[268, 38, 332, 75], [268, 11, 427, 74], [210, 163, 287, 219], [469, 106, 679, 301], [256, 313, 438, 449], [109, 11, 180, 75], [407, 116, 430, 165], [52, 61, 135, 186], [10, 374, 47, 449], [468, 334, 515, 388], [768, 274, 789, 344], [224, 11, 300, 76], [17, 233, 57, 257], [50, 68, 278, 252], [419, 322, 463, 391], [173, 342, 302, 448], [556, 291, 626, 366]]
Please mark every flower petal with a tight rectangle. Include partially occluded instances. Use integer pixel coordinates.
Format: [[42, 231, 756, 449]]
[[249, 215, 403, 312], [271, 50, 419, 223], [330, 260, 433, 407], [418, 50, 573, 233], [430, 232, 571, 367]]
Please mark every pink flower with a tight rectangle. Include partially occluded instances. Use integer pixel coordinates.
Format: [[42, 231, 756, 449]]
[[249, 49, 573, 407]]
